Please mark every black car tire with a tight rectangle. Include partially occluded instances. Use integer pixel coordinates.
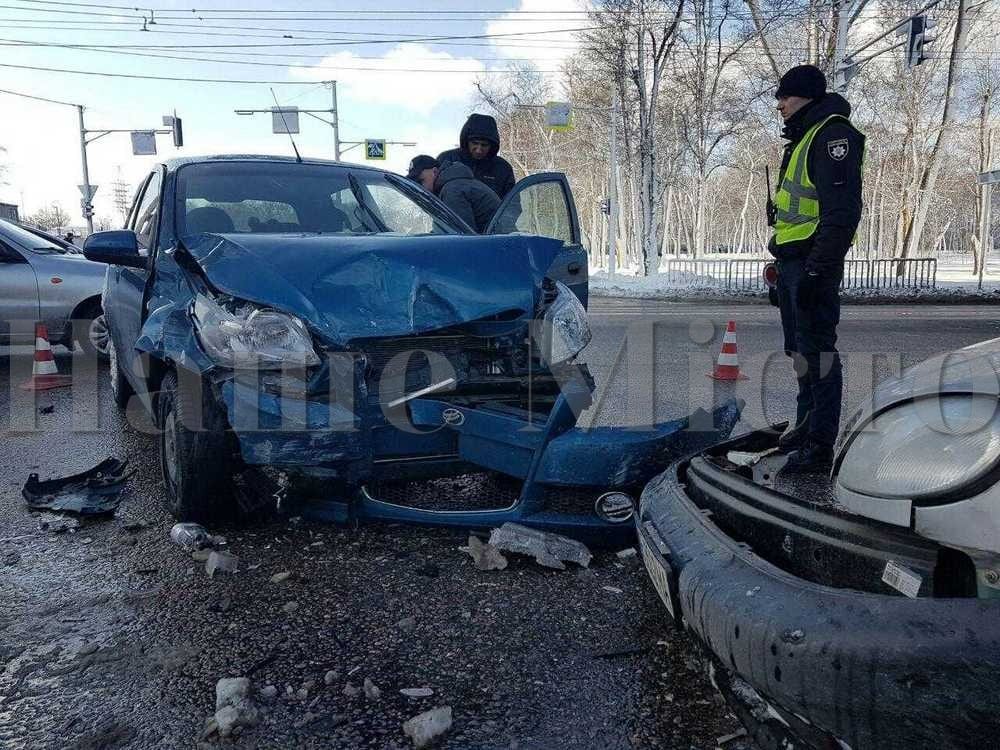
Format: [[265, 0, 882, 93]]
[[73, 302, 110, 359], [158, 370, 239, 522], [107, 337, 134, 410]]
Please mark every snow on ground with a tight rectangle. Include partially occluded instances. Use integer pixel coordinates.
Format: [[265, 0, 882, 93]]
[[589, 256, 1000, 302]]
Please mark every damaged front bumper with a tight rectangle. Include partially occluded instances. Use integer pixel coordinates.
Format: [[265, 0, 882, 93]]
[[638, 427, 1000, 749], [218, 370, 743, 545]]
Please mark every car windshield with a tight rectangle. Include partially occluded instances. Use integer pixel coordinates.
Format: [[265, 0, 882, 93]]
[[0, 221, 69, 254], [174, 161, 464, 238]]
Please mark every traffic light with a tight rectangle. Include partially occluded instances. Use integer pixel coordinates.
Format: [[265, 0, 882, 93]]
[[172, 115, 183, 148], [905, 15, 937, 68], [163, 113, 184, 147]]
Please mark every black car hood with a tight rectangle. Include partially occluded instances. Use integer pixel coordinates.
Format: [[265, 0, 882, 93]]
[[180, 232, 565, 347]]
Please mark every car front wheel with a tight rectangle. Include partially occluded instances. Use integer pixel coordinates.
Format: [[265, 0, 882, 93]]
[[73, 303, 110, 358], [157, 370, 239, 522]]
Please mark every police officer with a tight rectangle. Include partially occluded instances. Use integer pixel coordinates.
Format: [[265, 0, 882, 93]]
[[768, 64, 864, 473]]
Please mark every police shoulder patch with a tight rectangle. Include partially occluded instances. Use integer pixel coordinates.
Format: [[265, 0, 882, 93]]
[[827, 138, 849, 161]]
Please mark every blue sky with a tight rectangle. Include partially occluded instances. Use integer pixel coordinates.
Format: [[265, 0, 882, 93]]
[[0, 0, 584, 227]]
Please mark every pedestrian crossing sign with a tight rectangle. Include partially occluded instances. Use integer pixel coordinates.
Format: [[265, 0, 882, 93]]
[[365, 139, 387, 160]]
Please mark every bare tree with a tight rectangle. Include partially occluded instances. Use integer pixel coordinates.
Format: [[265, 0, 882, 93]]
[[584, 0, 684, 275], [28, 202, 71, 230]]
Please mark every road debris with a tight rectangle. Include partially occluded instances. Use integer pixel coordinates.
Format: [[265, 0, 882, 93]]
[[208, 677, 260, 739], [396, 616, 416, 630], [363, 678, 381, 701], [602, 586, 624, 594], [38, 404, 54, 415], [270, 571, 292, 584], [170, 523, 225, 550], [616, 547, 638, 559], [191, 549, 212, 562], [403, 706, 453, 748], [259, 685, 278, 700], [22, 457, 128, 516], [324, 670, 338, 686], [401, 688, 434, 698], [343, 682, 361, 697], [459, 535, 508, 571], [282, 601, 300, 614], [206, 551, 239, 577], [717, 728, 748, 745], [488, 523, 592, 570]]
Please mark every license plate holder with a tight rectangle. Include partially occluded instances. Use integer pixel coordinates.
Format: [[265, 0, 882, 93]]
[[639, 521, 680, 622]]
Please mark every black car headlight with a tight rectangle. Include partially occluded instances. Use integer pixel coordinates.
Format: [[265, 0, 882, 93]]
[[192, 294, 320, 370], [838, 395, 1000, 500]]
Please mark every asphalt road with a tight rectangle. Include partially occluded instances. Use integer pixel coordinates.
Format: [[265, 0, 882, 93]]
[[1, 300, 998, 750]]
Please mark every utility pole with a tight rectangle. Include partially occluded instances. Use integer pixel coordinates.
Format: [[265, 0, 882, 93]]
[[608, 99, 620, 278], [77, 105, 95, 234], [237, 84, 416, 162], [978, 168, 999, 290], [328, 81, 341, 161]]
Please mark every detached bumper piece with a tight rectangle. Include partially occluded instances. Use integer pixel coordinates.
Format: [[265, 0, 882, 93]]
[[637, 428, 1000, 749], [23, 458, 129, 516], [324, 394, 743, 546]]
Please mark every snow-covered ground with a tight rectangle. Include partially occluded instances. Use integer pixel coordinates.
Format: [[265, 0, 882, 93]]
[[589, 255, 1000, 301]]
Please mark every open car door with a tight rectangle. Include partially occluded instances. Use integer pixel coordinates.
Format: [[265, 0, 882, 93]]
[[485, 172, 588, 307]]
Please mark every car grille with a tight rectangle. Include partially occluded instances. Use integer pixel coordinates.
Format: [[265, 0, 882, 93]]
[[351, 334, 506, 397]]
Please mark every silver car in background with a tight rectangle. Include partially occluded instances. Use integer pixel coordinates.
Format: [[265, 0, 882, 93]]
[[0, 218, 109, 355]]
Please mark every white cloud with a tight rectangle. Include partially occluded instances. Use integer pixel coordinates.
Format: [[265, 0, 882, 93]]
[[291, 43, 486, 112], [486, 0, 588, 71]]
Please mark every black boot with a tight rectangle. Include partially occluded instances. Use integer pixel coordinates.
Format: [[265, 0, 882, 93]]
[[777, 411, 812, 451], [781, 440, 834, 475]]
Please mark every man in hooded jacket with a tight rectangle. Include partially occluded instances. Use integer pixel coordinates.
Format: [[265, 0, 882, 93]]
[[768, 64, 865, 474], [407, 154, 500, 233], [437, 114, 517, 199]]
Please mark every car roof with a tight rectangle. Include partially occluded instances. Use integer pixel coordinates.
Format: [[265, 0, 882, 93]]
[[161, 154, 391, 176]]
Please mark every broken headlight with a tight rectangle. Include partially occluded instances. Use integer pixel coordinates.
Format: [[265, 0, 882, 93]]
[[838, 395, 1000, 500], [540, 281, 592, 366], [192, 294, 320, 370]]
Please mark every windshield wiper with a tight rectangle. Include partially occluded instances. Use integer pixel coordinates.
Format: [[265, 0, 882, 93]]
[[347, 173, 389, 233]]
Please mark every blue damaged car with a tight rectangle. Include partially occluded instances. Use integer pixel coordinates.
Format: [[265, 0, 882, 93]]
[[85, 155, 741, 543]]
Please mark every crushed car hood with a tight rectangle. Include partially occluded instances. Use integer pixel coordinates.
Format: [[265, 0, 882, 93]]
[[180, 232, 566, 346]]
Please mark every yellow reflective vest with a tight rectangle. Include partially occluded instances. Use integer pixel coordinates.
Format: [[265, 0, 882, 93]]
[[773, 114, 860, 246]]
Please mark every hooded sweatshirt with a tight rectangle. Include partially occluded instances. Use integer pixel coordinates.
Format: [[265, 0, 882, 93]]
[[434, 161, 501, 233], [768, 92, 865, 277], [437, 114, 517, 199]]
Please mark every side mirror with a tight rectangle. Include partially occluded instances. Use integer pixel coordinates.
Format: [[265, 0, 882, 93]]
[[83, 231, 146, 268]]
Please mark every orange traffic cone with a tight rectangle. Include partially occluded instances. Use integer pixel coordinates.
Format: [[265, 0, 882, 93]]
[[708, 320, 748, 381], [20, 323, 73, 391]]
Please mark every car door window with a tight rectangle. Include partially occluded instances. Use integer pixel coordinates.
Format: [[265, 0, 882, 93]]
[[0, 239, 26, 263], [132, 170, 163, 253], [490, 177, 577, 245]]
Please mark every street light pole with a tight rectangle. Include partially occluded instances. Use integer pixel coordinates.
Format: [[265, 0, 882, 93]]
[[608, 99, 620, 278], [77, 104, 95, 235], [328, 81, 341, 161]]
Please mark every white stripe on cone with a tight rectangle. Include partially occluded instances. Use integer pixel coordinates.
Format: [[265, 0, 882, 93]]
[[722, 331, 737, 344], [33, 358, 59, 376], [716, 353, 739, 366]]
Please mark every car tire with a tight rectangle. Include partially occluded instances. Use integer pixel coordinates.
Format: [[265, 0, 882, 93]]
[[74, 303, 110, 359], [107, 337, 135, 410], [157, 370, 239, 522]]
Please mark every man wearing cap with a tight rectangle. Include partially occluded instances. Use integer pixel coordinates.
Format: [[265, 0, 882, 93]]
[[436, 114, 517, 199], [407, 154, 501, 234], [768, 64, 865, 474]]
